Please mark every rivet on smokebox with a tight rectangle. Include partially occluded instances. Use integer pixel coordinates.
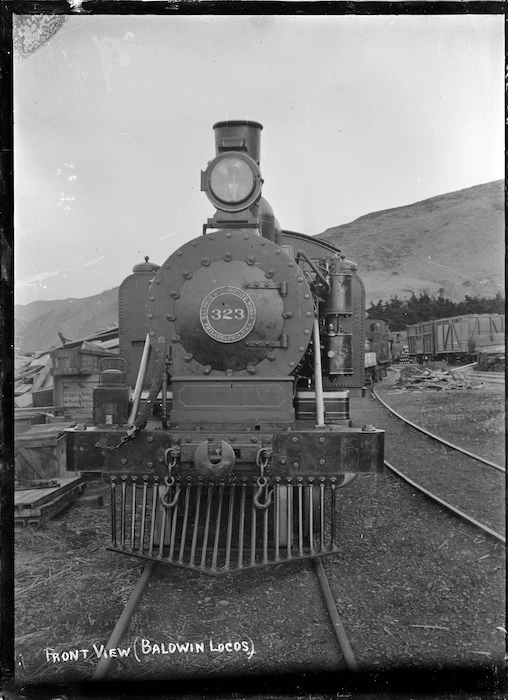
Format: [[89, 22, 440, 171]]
[[362, 424, 377, 432], [146, 436, 154, 443]]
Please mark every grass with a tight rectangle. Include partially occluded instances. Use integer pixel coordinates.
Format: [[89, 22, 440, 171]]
[[14, 371, 505, 684], [377, 367, 505, 465]]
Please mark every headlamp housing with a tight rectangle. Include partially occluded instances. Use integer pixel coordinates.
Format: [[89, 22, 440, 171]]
[[202, 152, 262, 213]]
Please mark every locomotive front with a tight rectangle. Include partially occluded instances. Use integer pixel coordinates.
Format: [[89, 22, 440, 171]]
[[67, 121, 384, 574]]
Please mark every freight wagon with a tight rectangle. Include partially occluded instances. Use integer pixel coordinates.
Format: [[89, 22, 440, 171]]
[[389, 330, 407, 363], [364, 319, 392, 381], [407, 314, 504, 364]]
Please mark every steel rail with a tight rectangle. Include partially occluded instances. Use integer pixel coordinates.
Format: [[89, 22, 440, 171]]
[[313, 558, 360, 673], [372, 387, 505, 473], [92, 561, 155, 680], [384, 459, 505, 545]]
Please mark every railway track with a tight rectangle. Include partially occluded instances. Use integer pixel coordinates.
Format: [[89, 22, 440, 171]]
[[370, 386, 505, 545], [89, 377, 502, 681], [91, 554, 358, 680]]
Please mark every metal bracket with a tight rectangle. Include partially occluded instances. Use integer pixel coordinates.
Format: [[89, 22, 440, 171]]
[[245, 333, 288, 348], [243, 280, 288, 296]]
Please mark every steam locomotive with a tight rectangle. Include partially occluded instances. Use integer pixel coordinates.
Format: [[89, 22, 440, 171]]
[[364, 318, 392, 382], [67, 121, 384, 574]]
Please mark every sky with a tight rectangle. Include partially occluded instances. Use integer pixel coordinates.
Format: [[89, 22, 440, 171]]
[[14, 13, 504, 306]]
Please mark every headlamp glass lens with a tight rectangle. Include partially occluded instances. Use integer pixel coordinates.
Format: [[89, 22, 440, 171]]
[[209, 157, 255, 204]]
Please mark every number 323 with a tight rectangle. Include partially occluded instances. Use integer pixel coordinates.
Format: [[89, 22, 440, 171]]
[[210, 308, 245, 321]]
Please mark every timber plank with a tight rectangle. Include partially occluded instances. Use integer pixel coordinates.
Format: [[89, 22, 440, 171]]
[[15, 485, 86, 526], [15, 476, 85, 510]]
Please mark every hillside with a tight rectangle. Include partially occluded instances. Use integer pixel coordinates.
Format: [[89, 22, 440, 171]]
[[15, 288, 119, 353], [318, 180, 504, 304], [15, 180, 505, 353]]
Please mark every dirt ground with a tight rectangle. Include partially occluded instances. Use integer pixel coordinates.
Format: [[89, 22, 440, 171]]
[[375, 366, 505, 466], [13, 367, 505, 697]]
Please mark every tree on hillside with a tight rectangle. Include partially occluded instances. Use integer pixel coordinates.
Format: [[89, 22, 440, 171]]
[[366, 292, 505, 330]]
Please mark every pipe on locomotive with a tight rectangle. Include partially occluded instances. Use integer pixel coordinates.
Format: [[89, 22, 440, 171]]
[[128, 333, 151, 424]]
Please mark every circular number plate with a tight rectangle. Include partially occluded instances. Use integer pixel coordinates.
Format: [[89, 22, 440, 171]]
[[200, 286, 256, 343]]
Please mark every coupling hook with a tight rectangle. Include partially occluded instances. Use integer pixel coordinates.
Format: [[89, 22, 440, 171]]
[[160, 475, 181, 509], [253, 476, 273, 510]]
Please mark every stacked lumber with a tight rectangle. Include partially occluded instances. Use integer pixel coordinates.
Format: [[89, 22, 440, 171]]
[[397, 365, 484, 391], [14, 326, 119, 410], [14, 353, 53, 408]]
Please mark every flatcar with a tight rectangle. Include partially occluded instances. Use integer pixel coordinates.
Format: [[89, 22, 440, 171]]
[[66, 120, 384, 574], [407, 314, 504, 365]]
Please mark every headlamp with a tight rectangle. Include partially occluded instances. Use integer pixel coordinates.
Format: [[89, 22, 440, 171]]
[[202, 152, 262, 212]]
